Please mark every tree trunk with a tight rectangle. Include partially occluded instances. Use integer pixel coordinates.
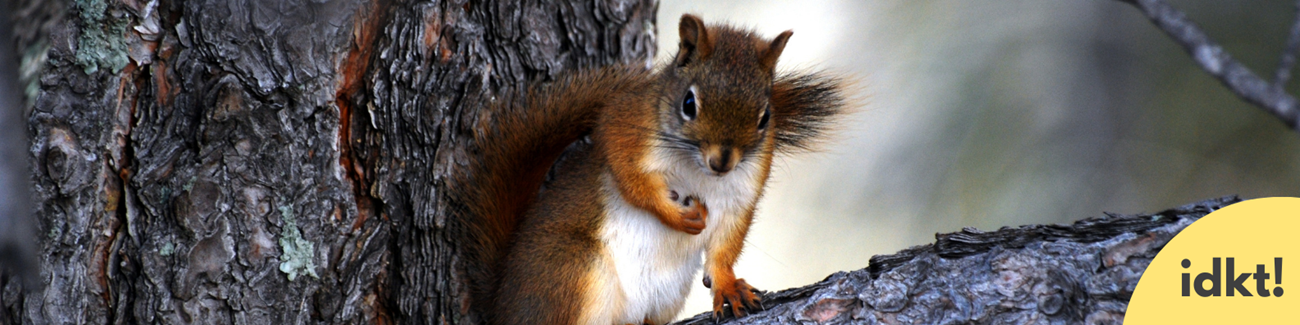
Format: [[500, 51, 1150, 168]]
[[4, 0, 656, 323]]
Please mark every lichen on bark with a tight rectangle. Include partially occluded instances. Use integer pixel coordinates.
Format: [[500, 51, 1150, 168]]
[[277, 205, 318, 281], [72, 0, 128, 75]]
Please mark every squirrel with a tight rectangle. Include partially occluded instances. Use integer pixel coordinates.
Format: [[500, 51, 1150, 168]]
[[454, 14, 847, 325]]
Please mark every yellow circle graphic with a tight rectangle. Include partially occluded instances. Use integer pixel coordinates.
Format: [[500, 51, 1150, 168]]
[[1127, 197, 1298, 323]]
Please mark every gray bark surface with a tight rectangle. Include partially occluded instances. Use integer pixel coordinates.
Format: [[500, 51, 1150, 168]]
[[4, 0, 654, 324]]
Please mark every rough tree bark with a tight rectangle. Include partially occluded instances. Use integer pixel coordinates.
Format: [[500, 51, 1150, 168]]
[[3, 0, 655, 324]]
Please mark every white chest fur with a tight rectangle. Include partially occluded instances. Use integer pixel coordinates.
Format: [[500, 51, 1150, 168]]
[[590, 155, 763, 324]]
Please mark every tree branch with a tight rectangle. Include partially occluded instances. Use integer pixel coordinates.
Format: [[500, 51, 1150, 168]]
[[1121, 0, 1300, 129], [674, 196, 1239, 324], [1276, 0, 1300, 88]]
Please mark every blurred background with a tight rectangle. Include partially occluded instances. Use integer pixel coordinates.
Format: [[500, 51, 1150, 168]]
[[656, 0, 1300, 317]]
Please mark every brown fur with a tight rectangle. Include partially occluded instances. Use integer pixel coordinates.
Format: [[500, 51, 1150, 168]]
[[457, 66, 654, 320], [492, 145, 606, 324]]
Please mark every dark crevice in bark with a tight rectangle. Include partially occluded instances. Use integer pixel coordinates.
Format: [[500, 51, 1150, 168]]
[[338, 0, 393, 208]]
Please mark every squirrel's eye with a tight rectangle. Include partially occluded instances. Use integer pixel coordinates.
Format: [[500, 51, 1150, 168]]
[[758, 108, 771, 130], [681, 87, 698, 121]]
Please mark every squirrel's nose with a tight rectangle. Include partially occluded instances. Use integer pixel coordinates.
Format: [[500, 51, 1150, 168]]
[[707, 147, 734, 174]]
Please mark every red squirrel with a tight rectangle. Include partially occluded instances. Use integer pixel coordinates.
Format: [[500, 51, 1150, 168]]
[[456, 14, 847, 325]]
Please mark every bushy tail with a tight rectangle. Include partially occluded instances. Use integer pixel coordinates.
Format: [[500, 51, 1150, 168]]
[[455, 65, 653, 315], [770, 71, 849, 153]]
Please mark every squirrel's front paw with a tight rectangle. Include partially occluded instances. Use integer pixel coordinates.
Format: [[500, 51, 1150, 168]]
[[669, 191, 707, 234], [711, 278, 762, 321]]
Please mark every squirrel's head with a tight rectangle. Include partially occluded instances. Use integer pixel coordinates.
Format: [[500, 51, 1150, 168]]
[[658, 14, 791, 176]]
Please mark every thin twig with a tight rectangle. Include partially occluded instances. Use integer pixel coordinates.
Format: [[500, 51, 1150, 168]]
[[1275, 0, 1300, 88], [1123, 0, 1300, 129]]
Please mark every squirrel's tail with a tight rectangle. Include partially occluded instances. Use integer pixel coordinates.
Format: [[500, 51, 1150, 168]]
[[770, 71, 849, 153], [455, 65, 653, 316]]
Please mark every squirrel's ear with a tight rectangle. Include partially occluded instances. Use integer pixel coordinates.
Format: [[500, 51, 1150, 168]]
[[760, 30, 793, 71], [676, 14, 713, 66]]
